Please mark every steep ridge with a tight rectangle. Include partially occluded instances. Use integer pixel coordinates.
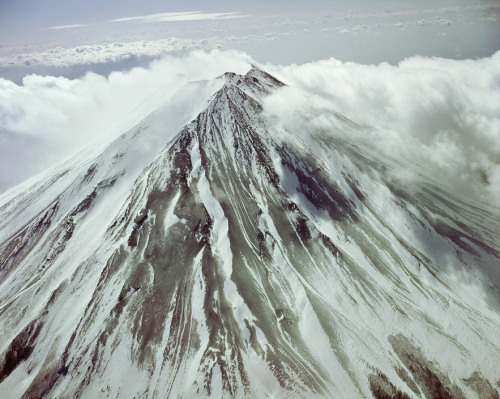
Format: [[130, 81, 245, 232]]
[[0, 67, 499, 399]]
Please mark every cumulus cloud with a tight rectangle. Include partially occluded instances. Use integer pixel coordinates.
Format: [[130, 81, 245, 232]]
[[263, 51, 500, 204], [110, 11, 247, 23], [0, 50, 252, 192]]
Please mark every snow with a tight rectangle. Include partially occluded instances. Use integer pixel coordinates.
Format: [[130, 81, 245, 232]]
[[195, 148, 233, 280], [163, 191, 181, 232]]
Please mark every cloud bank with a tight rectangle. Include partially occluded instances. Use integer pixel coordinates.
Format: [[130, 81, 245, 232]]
[[1, 38, 221, 69], [1, 49, 499, 207], [264, 51, 500, 204]]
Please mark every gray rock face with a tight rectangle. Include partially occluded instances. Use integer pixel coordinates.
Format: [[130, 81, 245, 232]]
[[0, 66, 499, 398]]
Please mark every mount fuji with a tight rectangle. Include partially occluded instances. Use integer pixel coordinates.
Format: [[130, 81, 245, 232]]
[[0, 66, 499, 398]]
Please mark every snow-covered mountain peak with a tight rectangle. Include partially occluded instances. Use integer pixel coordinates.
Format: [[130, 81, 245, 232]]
[[0, 66, 499, 399], [218, 65, 285, 100]]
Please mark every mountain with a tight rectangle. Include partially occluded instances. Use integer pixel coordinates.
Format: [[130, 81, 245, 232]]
[[0, 66, 499, 399]]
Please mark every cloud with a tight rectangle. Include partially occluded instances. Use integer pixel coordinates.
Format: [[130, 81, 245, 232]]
[[0, 50, 253, 193], [263, 51, 500, 203], [0, 38, 221, 68], [1, 48, 499, 206], [48, 24, 87, 30], [110, 11, 247, 23]]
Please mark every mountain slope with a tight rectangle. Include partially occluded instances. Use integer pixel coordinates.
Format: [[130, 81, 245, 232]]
[[0, 66, 499, 399]]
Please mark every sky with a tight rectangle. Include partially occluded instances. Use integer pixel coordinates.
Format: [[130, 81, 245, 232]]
[[0, 0, 499, 200], [1, 0, 499, 77]]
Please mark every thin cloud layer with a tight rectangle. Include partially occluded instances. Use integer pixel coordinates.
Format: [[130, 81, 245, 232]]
[[48, 24, 87, 30], [264, 51, 500, 204], [110, 11, 247, 23]]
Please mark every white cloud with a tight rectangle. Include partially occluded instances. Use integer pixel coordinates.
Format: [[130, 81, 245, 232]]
[[48, 24, 87, 30], [110, 11, 247, 23], [263, 51, 500, 203], [0, 38, 220, 68]]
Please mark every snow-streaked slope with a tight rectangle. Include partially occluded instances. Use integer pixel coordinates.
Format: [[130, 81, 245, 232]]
[[0, 66, 499, 399]]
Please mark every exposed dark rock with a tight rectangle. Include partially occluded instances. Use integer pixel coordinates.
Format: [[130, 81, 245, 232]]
[[463, 371, 499, 399], [21, 339, 61, 399], [277, 145, 357, 222], [320, 233, 340, 257], [127, 208, 148, 247], [389, 334, 467, 399], [368, 370, 411, 399], [0, 317, 44, 383], [0, 201, 57, 271], [395, 366, 420, 396], [345, 175, 366, 202], [295, 217, 311, 241], [81, 163, 98, 184]]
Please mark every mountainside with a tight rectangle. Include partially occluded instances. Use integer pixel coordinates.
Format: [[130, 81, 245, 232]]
[[0, 66, 499, 399]]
